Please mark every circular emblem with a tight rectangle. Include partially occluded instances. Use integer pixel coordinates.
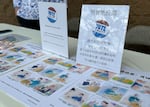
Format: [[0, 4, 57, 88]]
[[93, 20, 109, 38], [47, 7, 57, 23]]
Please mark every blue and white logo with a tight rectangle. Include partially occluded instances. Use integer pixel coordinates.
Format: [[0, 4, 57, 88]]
[[93, 20, 109, 38], [47, 7, 57, 23]]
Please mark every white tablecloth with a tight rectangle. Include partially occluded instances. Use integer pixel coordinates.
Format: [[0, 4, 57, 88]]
[[0, 23, 150, 107]]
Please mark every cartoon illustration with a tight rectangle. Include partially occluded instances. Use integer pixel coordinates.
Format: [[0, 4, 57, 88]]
[[80, 78, 101, 92], [44, 57, 62, 64], [57, 61, 73, 69], [112, 76, 134, 85], [21, 77, 51, 88], [131, 79, 150, 94], [55, 73, 69, 83], [29, 51, 44, 58], [0, 39, 15, 50], [63, 87, 88, 107], [0, 51, 7, 57], [69, 64, 90, 73], [92, 70, 115, 81], [35, 83, 62, 96], [21, 49, 33, 55], [97, 85, 127, 101], [121, 93, 142, 107], [10, 46, 24, 52], [0, 60, 8, 65], [0, 65, 13, 72], [4, 54, 22, 61], [128, 94, 141, 107], [30, 64, 45, 72], [42, 68, 63, 78], [11, 69, 31, 81], [82, 99, 122, 107], [14, 58, 25, 64]]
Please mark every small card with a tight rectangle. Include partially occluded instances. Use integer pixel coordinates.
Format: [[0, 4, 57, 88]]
[[39, 2, 68, 58], [76, 5, 130, 73]]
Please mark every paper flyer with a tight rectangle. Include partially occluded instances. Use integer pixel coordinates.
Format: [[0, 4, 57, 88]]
[[44, 66, 150, 107], [39, 2, 68, 58], [0, 54, 93, 107], [76, 5, 130, 73]]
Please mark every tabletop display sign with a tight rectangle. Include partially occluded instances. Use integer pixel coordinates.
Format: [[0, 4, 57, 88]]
[[39, 2, 68, 58], [76, 5, 130, 73]]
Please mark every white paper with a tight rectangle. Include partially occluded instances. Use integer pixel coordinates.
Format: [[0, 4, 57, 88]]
[[0, 54, 92, 107], [76, 5, 130, 73], [39, 2, 68, 58], [0, 43, 45, 75], [44, 66, 150, 107], [0, 47, 150, 107]]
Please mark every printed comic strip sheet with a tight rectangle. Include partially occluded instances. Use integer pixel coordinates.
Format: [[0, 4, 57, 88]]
[[0, 53, 150, 107]]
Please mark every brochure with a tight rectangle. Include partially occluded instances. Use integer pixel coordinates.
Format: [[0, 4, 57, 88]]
[[76, 5, 130, 73], [39, 2, 68, 58]]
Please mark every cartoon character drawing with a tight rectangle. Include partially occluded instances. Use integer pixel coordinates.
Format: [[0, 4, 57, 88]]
[[14, 58, 25, 64], [44, 57, 62, 64], [80, 79, 101, 92], [97, 86, 127, 101], [0, 51, 7, 57], [42, 68, 63, 78], [11, 69, 31, 81], [131, 79, 150, 94], [0, 65, 13, 72], [31, 64, 45, 72], [21, 77, 51, 88], [57, 61, 73, 69], [35, 83, 62, 96], [29, 51, 44, 58], [63, 87, 88, 107], [10, 47, 24, 52], [122, 93, 141, 107], [112, 76, 134, 85], [56, 73, 69, 83], [69, 64, 90, 73], [0, 60, 8, 65], [92, 70, 114, 81], [5, 54, 22, 61]]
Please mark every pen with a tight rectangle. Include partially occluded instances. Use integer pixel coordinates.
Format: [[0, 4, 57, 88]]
[[0, 29, 12, 34]]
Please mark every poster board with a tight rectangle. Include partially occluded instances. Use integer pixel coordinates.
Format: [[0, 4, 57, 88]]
[[76, 5, 130, 73]]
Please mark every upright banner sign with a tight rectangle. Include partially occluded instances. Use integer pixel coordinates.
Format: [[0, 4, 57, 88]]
[[76, 5, 130, 73], [39, 2, 68, 58]]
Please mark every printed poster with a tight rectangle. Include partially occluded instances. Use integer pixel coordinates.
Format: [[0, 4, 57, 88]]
[[76, 5, 130, 73], [39, 2, 68, 58]]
